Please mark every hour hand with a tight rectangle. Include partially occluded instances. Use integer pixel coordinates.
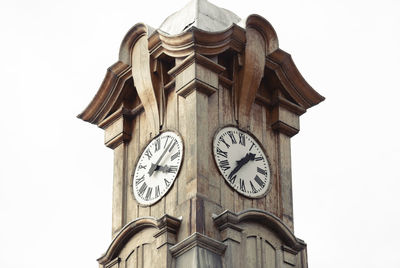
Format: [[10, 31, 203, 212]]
[[155, 165, 168, 173], [156, 165, 174, 173]]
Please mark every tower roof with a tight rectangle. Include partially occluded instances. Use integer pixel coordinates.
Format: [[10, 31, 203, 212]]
[[158, 0, 243, 35]]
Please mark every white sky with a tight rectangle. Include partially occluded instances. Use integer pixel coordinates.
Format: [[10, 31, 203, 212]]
[[0, 0, 399, 267]]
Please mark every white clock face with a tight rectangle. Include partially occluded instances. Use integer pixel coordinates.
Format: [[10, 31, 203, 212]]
[[213, 126, 271, 198], [132, 131, 183, 205]]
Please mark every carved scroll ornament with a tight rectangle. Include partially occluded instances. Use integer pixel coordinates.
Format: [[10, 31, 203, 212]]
[[131, 27, 162, 136]]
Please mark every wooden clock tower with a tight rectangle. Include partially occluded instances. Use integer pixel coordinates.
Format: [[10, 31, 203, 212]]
[[78, 0, 324, 267]]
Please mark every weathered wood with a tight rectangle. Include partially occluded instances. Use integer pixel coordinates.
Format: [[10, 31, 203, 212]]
[[220, 85, 235, 212], [79, 4, 325, 267], [137, 112, 150, 218], [126, 114, 141, 224], [111, 144, 126, 237], [237, 27, 266, 129], [164, 88, 179, 218], [250, 102, 266, 211], [131, 35, 161, 137], [207, 83, 221, 205]]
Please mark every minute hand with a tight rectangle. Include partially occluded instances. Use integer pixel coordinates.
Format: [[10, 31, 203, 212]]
[[148, 139, 174, 176], [228, 153, 255, 179]]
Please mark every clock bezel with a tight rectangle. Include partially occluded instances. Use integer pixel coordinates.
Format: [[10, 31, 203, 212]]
[[212, 125, 272, 199], [131, 129, 184, 207]]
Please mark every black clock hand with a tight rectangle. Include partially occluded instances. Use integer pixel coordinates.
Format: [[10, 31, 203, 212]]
[[155, 165, 174, 173], [148, 139, 174, 176], [227, 153, 256, 179], [155, 165, 168, 173]]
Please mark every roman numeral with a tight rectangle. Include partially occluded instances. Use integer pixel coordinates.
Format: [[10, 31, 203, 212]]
[[254, 175, 265, 188], [227, 131, 237, 144], [216, 147, 228, 158], [257, 167, 267, 175], [136, 175, 145, 185], [171, 151, 180, 161], [154, 138, 161, 152], [138, 164, 147, 169], [239, 179, 246, 192], [218, 160, 231, 171], [167, 165, 178, 174], [155, 185, 160, 198], [144, 149, 152, 160], [164, 178, 171, 187], [164, 136, 170, 148], [228, 174, 236, 184], [249, 141, 255, 151], [169, 140, 177, 152], [255, 156, 263, 161], [145, 187, 153, 200], [219, 136, 230, 148], [138, 182, 148, 197], [239, 133, 245, 146], [250, 181, 257, 193]]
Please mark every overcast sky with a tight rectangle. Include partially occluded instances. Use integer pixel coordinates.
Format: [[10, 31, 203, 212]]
[[1, 0, 399, 267]]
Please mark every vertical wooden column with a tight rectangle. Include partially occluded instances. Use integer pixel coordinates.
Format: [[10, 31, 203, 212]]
[[271, 93, 301, 231], [168, 52, 225, 235], [99, 107, 132, 237]]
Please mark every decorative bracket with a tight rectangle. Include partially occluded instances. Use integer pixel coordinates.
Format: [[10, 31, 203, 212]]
[[236, 15, 278, 129], [131, 25, 164, 136]]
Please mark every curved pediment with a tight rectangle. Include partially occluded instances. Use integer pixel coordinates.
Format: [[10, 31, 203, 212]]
[[97, 215, 181, 265], [213, 209, 306, 251]]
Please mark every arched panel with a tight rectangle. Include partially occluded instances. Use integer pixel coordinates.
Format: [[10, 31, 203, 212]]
[[245, 235, 277, 268]]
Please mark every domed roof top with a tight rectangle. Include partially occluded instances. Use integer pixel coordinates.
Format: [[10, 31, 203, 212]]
[[158, 0, 243, 35]]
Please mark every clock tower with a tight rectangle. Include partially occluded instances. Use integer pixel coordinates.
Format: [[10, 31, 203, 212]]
[[78, 1, 324, 267]]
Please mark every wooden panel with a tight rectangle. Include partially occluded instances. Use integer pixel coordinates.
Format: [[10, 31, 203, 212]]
[[164, 89, 178, 216], [196, 91, 210, 198], [249, 102, 265, 210], [142, 244, 152, 268], [112, 144, 125, 237], [138, 112, 150, 218], [126, 116, 140, 224], [177, 93, 188, 205], [278, 134, 294, 230], [182, 92, 198, 200], [203, 200, 224, 239], [245, 236, 258, 268], [125, 248, 137, 268], [219, 85, 235, 212], [264, 106, 279, 216], [164, 88, 178, 130], [262, 240, 276, 268], [207, 87, 221, 205]]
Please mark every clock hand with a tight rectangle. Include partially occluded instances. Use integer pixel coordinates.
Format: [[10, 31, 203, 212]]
[[228, 153, 253, 179], [148, 139, 175, 176], [155, 165, 173, 173]]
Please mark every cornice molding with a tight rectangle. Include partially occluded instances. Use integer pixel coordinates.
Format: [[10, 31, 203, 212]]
[[266, 49, 325, 109], [77, 62, 131, 124], [169, 232, 227, 258], [149, 25, 246, 58], [168, 52, 226, 77], [78, 14, 324, 128]]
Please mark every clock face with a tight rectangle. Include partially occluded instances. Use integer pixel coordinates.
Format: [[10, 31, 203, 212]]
[[132, 131, 183, 206], [213, 126, 271, 198]]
